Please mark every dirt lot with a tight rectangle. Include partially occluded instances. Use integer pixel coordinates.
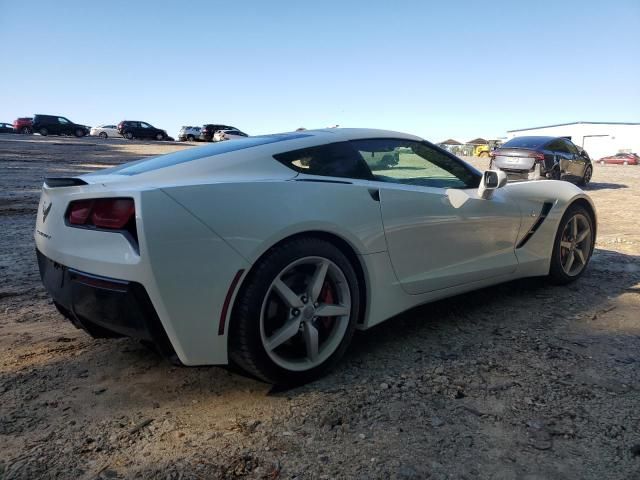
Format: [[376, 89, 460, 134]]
[[1, 135, 639, 480]]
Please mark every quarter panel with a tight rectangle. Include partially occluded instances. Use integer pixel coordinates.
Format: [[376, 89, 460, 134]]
[[139, 189, 249, 365], [162, 180, 388, 262]]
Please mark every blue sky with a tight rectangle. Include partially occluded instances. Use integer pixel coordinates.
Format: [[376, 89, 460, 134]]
[[1, 0, 638, 141]]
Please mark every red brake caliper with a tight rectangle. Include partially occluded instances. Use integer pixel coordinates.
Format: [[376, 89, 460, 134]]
[[318, 282, 335, 329]]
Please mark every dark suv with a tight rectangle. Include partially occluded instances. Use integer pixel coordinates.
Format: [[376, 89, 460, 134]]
[[199, 124, 237, 142], [117, 121, 168, 141], [32, 115, 90, 137], [490, 136, 593, 185]]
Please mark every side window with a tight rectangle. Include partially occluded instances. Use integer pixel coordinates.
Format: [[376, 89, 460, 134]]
[[351, 139, 478, 189], [548, 139, 569, 153], [273, 142, 372, 180], [58, 117, 69, 124], [564, 140, 579, 155], [140, 122, 150, 129]]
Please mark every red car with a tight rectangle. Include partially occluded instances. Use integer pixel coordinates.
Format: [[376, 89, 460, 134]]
[[598, 153, 639, 166], [12, 117, 33, 134]]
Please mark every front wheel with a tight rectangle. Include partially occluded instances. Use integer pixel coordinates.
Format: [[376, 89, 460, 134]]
[[548, 204, 595, 284], [99, 132, 108, 139], [155, 132, 164, 141], [38, 128, 48, 136], [229, 237, 360, 386], [578, 165, 592, 186], [74, 128, 85, 137]]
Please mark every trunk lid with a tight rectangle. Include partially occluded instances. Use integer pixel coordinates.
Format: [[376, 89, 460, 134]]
[[492, 148, 539, 171]]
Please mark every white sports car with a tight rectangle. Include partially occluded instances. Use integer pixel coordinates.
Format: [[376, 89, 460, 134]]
[[35, 129, 596, 385], [89, 125, 121, 139]]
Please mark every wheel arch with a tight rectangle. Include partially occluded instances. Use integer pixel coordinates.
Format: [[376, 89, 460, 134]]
[[232, 230, 369, 328], [568, 196, 597, 240]]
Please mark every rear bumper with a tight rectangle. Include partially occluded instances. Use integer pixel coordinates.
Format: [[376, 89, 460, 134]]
[[36, 248, 179, 362]]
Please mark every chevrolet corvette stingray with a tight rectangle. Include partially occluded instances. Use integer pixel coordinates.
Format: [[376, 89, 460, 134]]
[[35, 129, 597, 385]]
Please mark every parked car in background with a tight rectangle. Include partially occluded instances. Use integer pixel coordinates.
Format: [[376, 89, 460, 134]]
[[178, 126, 202, 142], [212, 129, 249, 141], [597, 152, 639, 166], [32, 115, 90, 137], [117, 121, 168, 141], [199, 124, 237, 142], [490, 136, 592, 185], [13, 117, 33, 134], [0, 123, 14, 133], [90, 125, 121, 139]]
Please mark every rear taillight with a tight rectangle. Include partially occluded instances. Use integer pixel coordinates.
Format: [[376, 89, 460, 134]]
[[532, 151, 545, 161], [68, 199, 94, 225], [67, 198, 135, 230]]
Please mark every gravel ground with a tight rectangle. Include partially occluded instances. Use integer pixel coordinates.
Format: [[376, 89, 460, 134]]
[[1, 135, 639, 480]]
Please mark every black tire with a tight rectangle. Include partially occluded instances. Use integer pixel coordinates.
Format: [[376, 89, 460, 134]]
[[99, 132, 108, 139], [39, 127, 48, 136], [125, 131, 134, 140], [229, 237, 360, 386], [187, 135, 195, 142], [548, 204, 595, 285], [74, 128, 85, 138], [578, 165, 592, 186], [155, 132, 164, 141]]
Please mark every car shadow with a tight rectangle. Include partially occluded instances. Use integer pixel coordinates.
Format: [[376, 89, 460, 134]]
[[583, 182, 628, 191]]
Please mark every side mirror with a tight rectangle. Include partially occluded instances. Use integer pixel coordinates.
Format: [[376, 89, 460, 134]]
[[478, 170, 507, 199]]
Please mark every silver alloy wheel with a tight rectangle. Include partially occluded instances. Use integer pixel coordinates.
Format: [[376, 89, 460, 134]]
[[259, 256, 351, 371], [560, 213, 592, 276], [99, 132, 107, 139]]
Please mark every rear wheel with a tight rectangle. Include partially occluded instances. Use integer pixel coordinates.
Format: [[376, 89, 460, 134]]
[[578, 165, 592, 186], [39, 127, 48, 136], [229, 237, 360, 385], [125, 131, 134, 140], [74, 128, 85, 137], [548, 204, 595, 284]]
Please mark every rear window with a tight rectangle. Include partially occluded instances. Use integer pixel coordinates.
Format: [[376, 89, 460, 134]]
[[502, 137, 550, 149], [92, 133, 311, 176]]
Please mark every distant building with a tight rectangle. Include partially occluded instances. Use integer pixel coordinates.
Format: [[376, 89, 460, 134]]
[[506, 122, 640, 160]]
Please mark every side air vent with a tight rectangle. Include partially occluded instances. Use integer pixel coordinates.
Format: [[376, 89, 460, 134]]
[[44, 177, 88, 188], [516, 202, 554, 249]]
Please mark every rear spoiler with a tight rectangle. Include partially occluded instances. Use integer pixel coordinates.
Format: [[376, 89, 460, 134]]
[[44, 177, 88, 188]]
